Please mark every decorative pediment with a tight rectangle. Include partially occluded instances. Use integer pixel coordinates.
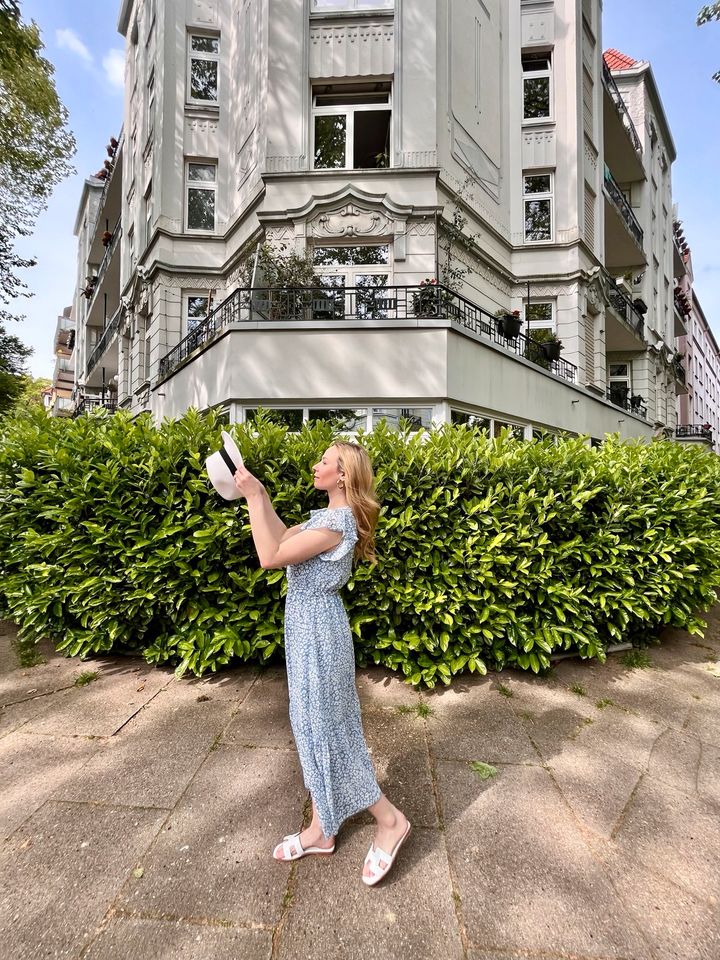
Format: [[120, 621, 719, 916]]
[[310, 203, 391, 239]]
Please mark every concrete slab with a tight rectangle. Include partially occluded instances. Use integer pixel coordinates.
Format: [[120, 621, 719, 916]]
[[437, 760, 653, 959], [119, 685, 237, 751], [277, 824, 463, 960], [0, 800, 166, 960], [356, 666, 422, 709], [0, 731, 101, 840], [362, 708, 438, 829], [115, 744, 307, 927], [221, 670, 296, 750], [683, 700, 720, 748], [645, 727, 703, 796], [23, 662, 173, 737], [424, 680, 537, 764], [0, 689, 71, 740], [546, 742, 643, 839], [569, 702, 664, 771], [697, 742, 720, 807], [613, 774, 720, 901], [84, 916, 272, 960], [173, 664, 259, 702]]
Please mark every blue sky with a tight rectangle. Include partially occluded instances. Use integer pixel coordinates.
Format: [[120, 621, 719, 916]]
[[8, 0, 720, 379]]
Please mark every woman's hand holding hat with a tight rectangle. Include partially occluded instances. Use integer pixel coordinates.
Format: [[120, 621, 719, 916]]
[[233, 464, 265, 500]]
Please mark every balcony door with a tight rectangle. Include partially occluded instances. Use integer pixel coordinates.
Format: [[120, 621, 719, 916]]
[[312, 245, 390, 319]]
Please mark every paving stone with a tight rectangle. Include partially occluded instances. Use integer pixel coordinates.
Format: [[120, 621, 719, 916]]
[[362, 708, 438, 829], [586, 835, 720, 960], [500, 676, 596, 762], [0, 689, 69, 740], [276, 824, 463, 960], [120, 685, 237, 750], [0, 800, 166, 960], [569, 703, 664, 771], [697, 742, 720, 807], [0, 643, 112, 708], [221, 670, 296, 750], [356, 666, 422, 709], [613, 774, 720, 901], [23, 663, 173, 738], [645, 727, 702, 796], [437, 760, 652, 959], [424, 679, 537, 764], [173, 664, 259, 702], [0, 730, 101, 839], [115, 744, 307, 927], [85, 916, 272, 960], [683, 700, 720, 748], [546, 742, 643, 839]]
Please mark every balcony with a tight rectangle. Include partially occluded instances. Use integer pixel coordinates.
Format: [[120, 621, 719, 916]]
[[604, 273, 645, 349], [606, 385, 648, 420], [603, 165, 645, 270], [86, 305, 122, 380], [602, 61, 645, 183], [675, 424, 713, 447], [158, 285, 578, 385], [54, 315, 75, 358], [74, 395, 118, 417], [672, 354, 689, 395], [673, 289, 691, 337]]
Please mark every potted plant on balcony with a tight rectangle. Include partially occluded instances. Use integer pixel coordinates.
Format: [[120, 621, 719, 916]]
[[101, 230, 113, 247], [632, 297, 648, 315], [495, 308, 523, 339], [630, 394, 645, 413], [538, 331, 563, 362], [413, 278, 440, 317]]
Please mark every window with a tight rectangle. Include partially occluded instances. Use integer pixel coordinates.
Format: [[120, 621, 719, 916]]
[[128, 225, 135, 270], [312, 245, 390, 318], [451, 410, 490, 432], [146, 68, 155, 141], [185, 161, 216, 231], [245, 408, 304, 431], [187, 35, 219, 103], [184, 293, 210, 335], [523, 174, 553, 242], [493, 420, 526, 440], [308, 408, 368, 432], [525, 302, 554, 334], [129, 128, 137, 188], [313, 83, 391, 170], [608, 361, 630, 406], [372, 407, 432, 432], [522, 52, 552, 121], [312, 0, 393, 9]]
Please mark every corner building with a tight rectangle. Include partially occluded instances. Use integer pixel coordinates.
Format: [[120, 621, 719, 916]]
[[76, 0, 688, 441]]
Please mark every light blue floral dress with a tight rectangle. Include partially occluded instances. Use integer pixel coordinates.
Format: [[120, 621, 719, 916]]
[[284, 506, 382, 838]]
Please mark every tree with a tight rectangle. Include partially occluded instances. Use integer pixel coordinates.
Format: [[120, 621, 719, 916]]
[[697, 2, 720, 82], [0, 0, 76, 323], [0, 323, 33, 416]]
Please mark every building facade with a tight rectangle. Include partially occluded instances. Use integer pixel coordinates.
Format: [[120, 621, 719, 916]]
[[65, 0, 704, 445]]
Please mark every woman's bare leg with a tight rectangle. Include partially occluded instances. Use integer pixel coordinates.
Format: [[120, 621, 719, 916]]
[[363, 793, 409, 877], [273, 797, 335, 860]]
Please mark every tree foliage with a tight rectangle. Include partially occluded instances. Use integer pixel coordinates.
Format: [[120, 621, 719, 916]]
[[697, 2, 720, 82], [0, 323, 32, 415], [0, 0, 76, 321]]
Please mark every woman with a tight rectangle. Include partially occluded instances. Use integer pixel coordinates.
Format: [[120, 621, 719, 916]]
[[233, 440, 411, 886]]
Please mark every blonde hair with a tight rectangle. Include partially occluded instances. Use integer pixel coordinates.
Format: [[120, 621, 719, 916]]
[[333, 441, 380, 564]]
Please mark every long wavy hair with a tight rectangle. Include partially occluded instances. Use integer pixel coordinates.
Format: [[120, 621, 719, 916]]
[[333, 441, 380, 564]]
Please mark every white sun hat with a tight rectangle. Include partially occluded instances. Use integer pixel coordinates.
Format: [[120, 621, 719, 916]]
[[205, 430, 244, 501]]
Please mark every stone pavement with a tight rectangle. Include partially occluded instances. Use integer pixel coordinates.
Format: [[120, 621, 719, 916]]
[[1, 612, 719, 960]]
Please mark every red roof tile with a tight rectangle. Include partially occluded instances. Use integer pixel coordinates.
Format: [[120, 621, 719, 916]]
[[603, 49, 637, 71]]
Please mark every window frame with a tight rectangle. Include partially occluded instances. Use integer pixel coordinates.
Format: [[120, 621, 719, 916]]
[[311, 0, 394, 11], [522, 51, 553, 123], [523, 172, 554, 244], [185, 160, 217, 233], [186, 33, 220, 106], [183, 292, 211, 337], [312, 82, 392, 171], [525, 301, 555, 334], [145, 67, 155, 143]]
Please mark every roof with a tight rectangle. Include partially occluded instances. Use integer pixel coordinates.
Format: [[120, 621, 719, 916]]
[[603, 49, 638, 71]]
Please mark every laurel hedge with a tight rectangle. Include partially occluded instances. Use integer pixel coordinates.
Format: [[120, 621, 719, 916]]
[[1, 406, 719, 687]]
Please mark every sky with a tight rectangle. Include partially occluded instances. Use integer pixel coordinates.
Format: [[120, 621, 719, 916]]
[[6, 0, 720, 380]]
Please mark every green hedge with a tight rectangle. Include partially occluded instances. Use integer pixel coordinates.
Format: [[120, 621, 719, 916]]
[[1, 407, 719, 687]]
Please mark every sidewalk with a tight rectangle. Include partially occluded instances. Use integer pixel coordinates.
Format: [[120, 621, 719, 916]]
[[1, 612, 719, 960]]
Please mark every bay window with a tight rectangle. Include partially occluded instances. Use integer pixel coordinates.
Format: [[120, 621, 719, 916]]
[[313, 83, 391, 170]]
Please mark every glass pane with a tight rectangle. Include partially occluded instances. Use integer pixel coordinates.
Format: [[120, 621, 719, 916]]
[[187, 188, 215, 229], [187, 296, 209, 329], [526, 302, 553, 324], [191, 36, 219, 54], [308, 408, 368, 431], [524, 199, 551, 241], [188, 163, 216, 182], [524, 175, 551, 195], [314, 115, 346, 168], [372, 407, 432, 431], [494, 420, 525, 440], [353, 110, 391, 169], [245, 409, 304, 431], [609, 363, 628, 377], [523, 76, 550, 119], [356, 274, 389, 317], [451, 410, 490, 432], [313, 246, 389, 266], [190, 59, 218, 101]]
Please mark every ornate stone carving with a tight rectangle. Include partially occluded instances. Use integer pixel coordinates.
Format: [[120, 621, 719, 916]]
[[407, 221, 436, 237], [186, 117, 219, 134], [309, 22, 394, 78], [310, 203, 391, 239]]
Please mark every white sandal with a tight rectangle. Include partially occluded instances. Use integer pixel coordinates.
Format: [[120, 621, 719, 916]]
[[362, 820, 412, 886], [273, 832, 335, 861]]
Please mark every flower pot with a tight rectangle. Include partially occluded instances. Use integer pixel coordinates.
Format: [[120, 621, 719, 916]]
[[540, 340, 562, 362], [497, 314, 523, 338]]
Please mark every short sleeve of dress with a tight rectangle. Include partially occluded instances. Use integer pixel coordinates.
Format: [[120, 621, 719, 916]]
[[315, 509, 358, 562]]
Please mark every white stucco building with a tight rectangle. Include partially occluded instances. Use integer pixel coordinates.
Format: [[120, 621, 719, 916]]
[[65, 0, 697, 444]]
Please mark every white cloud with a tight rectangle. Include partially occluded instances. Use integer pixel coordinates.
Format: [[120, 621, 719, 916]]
[[56, 28, 93, 63], [102, 49, 126, 91]]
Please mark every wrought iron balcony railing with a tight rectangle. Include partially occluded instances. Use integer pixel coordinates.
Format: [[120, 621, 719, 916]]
[[74, 396, 118, 417], [158, 284, 579, 385], [601, 60, 643, 159], [606, 386, 648, 419], [676, 424, 712, 443], [86, 305, 123, 378], [88, 219, 122, 306], [605, 277, 645, 339], [603, 165, 644, 249]]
